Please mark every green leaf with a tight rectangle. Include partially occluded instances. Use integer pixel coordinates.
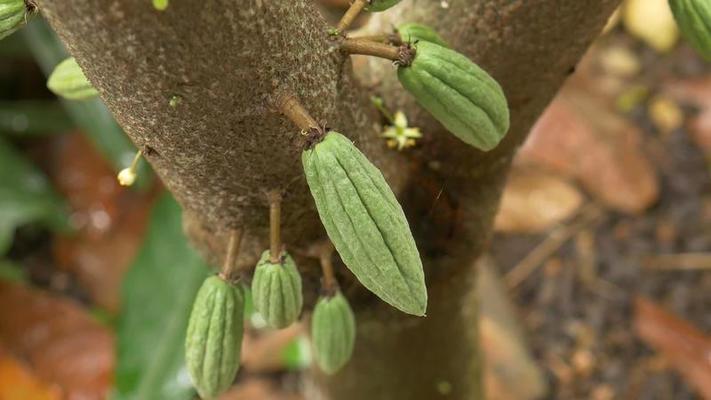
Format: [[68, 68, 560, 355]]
[[21, 18, 151, 187], [0, 136, 68, 255], [115, 193, 209, 400], [0, 259, 26, 283], [0, 100, 74, 136]]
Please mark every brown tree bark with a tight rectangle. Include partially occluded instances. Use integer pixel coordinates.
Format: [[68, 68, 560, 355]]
[[38, 1, 620, 399]]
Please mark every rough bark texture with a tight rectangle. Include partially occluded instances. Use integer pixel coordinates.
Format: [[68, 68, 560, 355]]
[[38, 0, 620, 399]]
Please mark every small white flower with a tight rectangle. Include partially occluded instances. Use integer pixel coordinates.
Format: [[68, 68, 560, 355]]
[[382, 111, 422, 151]]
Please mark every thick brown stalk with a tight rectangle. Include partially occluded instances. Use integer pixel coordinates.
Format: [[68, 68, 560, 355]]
[[38, 0, 621, 399]]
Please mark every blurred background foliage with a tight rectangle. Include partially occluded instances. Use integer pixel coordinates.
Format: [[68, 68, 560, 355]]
[[0, 1, 709, 399]]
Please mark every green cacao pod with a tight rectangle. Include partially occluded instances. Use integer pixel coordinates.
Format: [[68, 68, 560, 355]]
[[397, 22, 449, 47], [669, 0, 711, 60], [47, 57, 99, 100], [365, 0, 400, 12], [397, 41, 510, 151], [302, 131, 427, 316], [0, 0, 30, 41], [251, 250, 303, 329], [185, 275, 245, 399], [311, 291, 356, 374]]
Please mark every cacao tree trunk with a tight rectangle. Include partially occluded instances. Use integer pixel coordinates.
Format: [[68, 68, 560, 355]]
[[38, 1, 620, 399]]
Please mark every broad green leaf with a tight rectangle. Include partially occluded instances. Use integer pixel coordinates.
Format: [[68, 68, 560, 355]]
[[0, 259, 26, 283], [21, 19, 151, 186], [115, 194, 209, 400], [0, 100, 74, 136], [0, 136, 67, 255]]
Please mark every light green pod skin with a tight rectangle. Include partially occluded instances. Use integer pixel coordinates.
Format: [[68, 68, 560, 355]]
[[311, 291, 356, 375], [669, 0, 711, 61], [251, 250, 303, 329], [0, 0, 29, 41], [47, 57, 99, 100], [397, 41, 510, 151], [302, 131, 427, 316], [365, 0, 401, 12], [185, 275, 245, 399], [397, 22, 449, 47]]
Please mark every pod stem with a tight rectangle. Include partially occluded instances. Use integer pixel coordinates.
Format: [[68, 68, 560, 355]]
[[220, 229, 243, 282], [333, 0, 368, 35], [277, 93, 319, 132], [319, 242, 337, 293], [349, 33, 401, 45], [268, 191, 282, 263], [341, 38, 415, 66]]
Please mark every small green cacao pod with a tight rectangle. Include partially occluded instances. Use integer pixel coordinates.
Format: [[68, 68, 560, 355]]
[[251, 250, 303, 329], [397, 41, 510, 151], [397, 22, 449, 47], [311, 291, 356, 375], [185, 275, 245, 399], [0, 0, 32, 41], [302, 131, 427, 316], [669, 0, 711, 60], [47, 57, 99, 100], [365, 0, 400, 12]]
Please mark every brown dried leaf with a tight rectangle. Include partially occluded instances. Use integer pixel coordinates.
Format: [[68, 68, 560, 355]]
[[622, 0, 679, 52], [519, 91, 659, 214], [0, 346, 62, 400], [478, 258, 548, 400], [634, 297, 711, 399], [0, 281, 114, 400], [663, 77, 711, 157], [218, 378, 302, 400], [494, 168, 583, 234], [241, 324, 304, 373], [48, 133, 155, 312]]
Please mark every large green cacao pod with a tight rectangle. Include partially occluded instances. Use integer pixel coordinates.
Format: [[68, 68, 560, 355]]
[[302, 131, 427, 316], [397, 22, 449, 47], [365, 0, 400, 12], [185, 275, 245, 399], [251, 250, 303, 329], [311, 291, 356, 375], [397, 41, 510, 151], [0, 0, 29, 41], [47, 57, 99, 100], [669, 0, 711, 60]]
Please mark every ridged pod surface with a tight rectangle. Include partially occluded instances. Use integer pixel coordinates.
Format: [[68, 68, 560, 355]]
[[397, 41, 510, 151], [302, 131, 427, 316], [365, 0, 400, 12], [251, 250, 303, 329], [0, 0, 27, 41], [47, 57, 99, 100], [311, 291, 356, 375], [185, 275, 245, 399], [397, 22, 449, 47], [669, 0, 711, 60]]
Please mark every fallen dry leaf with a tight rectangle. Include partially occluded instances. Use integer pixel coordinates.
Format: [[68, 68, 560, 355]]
[[634, 297, 711, 399], [494, 168, 583, 234], [478, 258, 548, 400], [0, 281, 114, 400], [219, 378, 302, 400], [519, 90, 659, 214], [0, 346, 62, 400], [48, 133, 156, 312], [663, 77, 711, 158], [648, 95, 684, 135], [241, 324, 305, 373], [622, 0, 679, 52]]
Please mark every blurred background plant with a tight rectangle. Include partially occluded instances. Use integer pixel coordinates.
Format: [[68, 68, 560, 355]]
[[0, 1, 709, 399]]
